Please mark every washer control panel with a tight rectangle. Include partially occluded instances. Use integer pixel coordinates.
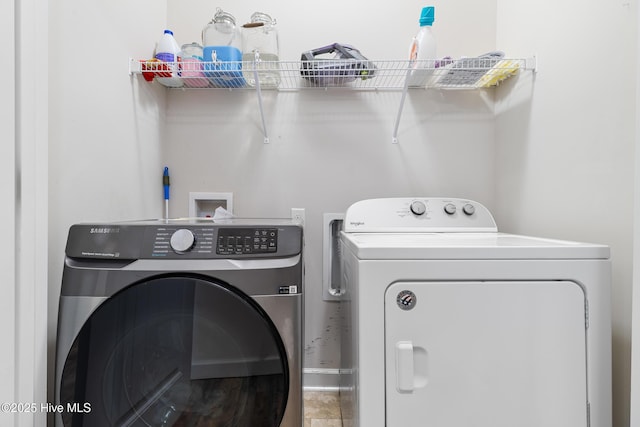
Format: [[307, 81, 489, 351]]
[[154, 227, 279, 256], [65, 221, 302, 260], [216, 228, 278, 255], [153, 226, 215, 256], [343, 198, 498, 233]]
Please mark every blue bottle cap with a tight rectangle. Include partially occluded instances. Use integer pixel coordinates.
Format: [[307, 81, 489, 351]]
[[164, 29, 174, 35], [419, 6, 435, 26]]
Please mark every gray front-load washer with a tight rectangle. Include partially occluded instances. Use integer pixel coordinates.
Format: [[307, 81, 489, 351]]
[[55, 218, 303, 427]]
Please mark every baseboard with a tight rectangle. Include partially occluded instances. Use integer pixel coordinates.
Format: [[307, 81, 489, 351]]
[[302, 368, 340, 391]]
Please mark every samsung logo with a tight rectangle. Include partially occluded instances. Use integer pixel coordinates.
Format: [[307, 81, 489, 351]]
[[90, 227, 120, 234]]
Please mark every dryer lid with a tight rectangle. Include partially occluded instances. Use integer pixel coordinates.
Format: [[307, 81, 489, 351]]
[[340, 231, 610, 260]]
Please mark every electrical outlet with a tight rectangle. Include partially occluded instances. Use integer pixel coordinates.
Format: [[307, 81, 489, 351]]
[[291, 208, 305, 226]]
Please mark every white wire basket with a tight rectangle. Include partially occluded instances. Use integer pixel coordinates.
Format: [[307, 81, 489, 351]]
[[131, 57, 535, 91]]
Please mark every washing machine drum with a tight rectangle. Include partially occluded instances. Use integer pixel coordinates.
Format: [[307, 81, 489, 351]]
[[59, 276, 288, 426]]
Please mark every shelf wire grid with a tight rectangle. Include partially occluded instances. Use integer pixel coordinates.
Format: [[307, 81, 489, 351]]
[[134, 58, 531, 90]]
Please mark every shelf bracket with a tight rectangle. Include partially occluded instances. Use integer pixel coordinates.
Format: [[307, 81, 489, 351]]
[[253, 53, 270, 143], [392, 67, 413, 144], [128, 57, 141, 76]]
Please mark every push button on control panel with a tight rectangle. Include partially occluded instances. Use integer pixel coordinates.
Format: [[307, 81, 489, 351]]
[[217, 228, 278, 255]]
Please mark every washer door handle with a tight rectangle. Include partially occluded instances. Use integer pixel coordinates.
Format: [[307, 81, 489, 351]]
[[395, 341, 429, 393], [396, 341, 415, 392]]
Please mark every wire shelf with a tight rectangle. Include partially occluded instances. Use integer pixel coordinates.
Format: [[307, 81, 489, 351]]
[[128, 56, 536, 143], [130, 57, 535, 91]]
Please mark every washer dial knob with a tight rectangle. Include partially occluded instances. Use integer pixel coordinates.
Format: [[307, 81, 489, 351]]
[[444, 203, 457, 215], [170, 229, 196, 253], [410, 201, 427, 216], [462, 203, 476, 216]]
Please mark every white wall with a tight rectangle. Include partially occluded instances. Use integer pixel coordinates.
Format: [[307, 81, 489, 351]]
[[0, 0, 17, 421], [167, 0, 497, 62], [495, 1, 636, 426], [164, 0, 499, 381], [2, 0, 49, 425], [47, 0, 168, 405], [631, 1, 640, 423]]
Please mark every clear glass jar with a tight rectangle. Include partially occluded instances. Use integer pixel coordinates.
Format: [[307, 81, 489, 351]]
[[202, 8, 240, 49], [241, 12, 280, 88], [202, 8, 245, 87], [180, 42, 208, 88]]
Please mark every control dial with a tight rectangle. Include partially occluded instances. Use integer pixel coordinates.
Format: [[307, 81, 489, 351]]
[[444, 203, 457, 215], [170, 229, 196, 253], [462, 203, 476, 216], [410, 201, 427, 216]]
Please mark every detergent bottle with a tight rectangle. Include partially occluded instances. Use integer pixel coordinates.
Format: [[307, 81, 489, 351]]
[[155, 29, 183, 88], [407, 6, 436, 87]]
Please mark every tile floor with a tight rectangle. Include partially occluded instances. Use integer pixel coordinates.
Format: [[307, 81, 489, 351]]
[[303, 390, 342, 427]]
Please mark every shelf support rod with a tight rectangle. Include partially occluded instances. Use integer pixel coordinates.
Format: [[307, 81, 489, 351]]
[[392, 67, 413, 144], [253, 52, 269, 143]]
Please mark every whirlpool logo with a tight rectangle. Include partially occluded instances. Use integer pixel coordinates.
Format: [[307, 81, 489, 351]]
[[349, 221, 365, 227]]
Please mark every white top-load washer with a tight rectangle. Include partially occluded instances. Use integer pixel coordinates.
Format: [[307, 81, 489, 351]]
[[339, 198, 611, 427]]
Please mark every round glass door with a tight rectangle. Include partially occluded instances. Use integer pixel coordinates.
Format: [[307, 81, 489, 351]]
[[60, 275, 288, 426]]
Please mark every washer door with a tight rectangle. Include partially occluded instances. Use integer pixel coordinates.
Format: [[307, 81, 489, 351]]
[[59, 275, 288, 427], [385, 281, 588, 427]]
